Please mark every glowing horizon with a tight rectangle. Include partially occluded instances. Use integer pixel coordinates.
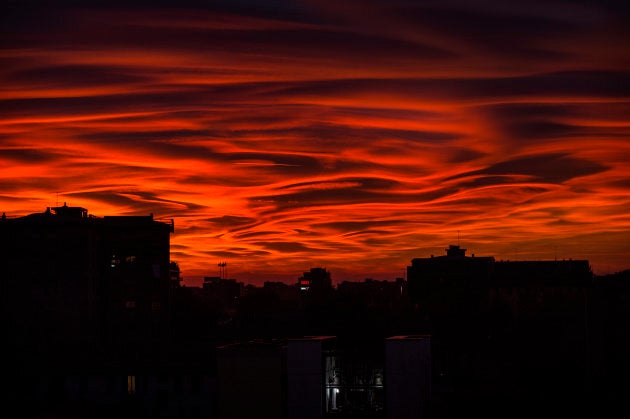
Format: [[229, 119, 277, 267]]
[[2, 1, 629, 286]]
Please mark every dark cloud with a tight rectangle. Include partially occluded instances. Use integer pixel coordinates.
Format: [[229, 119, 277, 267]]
[[206, 215, 257, 228], [311, 220, 410, 233], [237, 123, 459, 143], [65, 190, 205, 214], [342, 229, 393, 238], [79, 130, 218, 144], [484, 102, 630, 130], [0, 148, 61, 163], [62, 162, 166, 176], [476, 101, 630, 144], [182, 174, 270, 188], [7, 65, 153, 87], [278, 177, 401, 191], [501, 121, 581, 140], [332, 106, 443, 120], [127, 191, 206, 212], [234, 231, 285, 239], [2, 0, 628, 281], [2, 7, 452, 62], [454, 175, 536, 189], [447, 148, 486, 163], [547, 218, 589, 227], [478, 102, 577, 119], [0, 194, 29, 202], [449, 153, 609, 184], [4, 72, 627, 123], [74, 137, 225, 161], [253, 178, 458, 211], [253, 241, 313, 253], [396, 5, 586, 58], [224, 151, 324, 170], [269, 71, 630, 101], [121, 28, 453, 60], [205, 249, 271, 258]]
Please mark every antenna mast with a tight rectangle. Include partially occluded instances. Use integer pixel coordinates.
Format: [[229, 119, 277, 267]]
[[218, 261, 227, 279]]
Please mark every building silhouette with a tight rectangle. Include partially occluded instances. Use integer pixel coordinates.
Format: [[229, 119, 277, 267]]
[[297, 267, 331, 292], [1, 204, 176, 417], [3, 203, 629, 418], [407, 244, 594, 417]]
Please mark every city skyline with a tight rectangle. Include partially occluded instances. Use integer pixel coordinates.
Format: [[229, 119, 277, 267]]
[[2, 0, 629, 285], [2, 202, 620, 288]]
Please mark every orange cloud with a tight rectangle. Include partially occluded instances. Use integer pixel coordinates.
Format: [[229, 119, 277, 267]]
[[1, 2, 629, 285]]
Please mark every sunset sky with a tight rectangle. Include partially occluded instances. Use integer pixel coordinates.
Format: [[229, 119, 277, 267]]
[[2, 0, 629, 286]]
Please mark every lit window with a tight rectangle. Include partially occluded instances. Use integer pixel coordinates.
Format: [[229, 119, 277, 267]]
[[127, 375, 136, 395], [125, 300, 136, 309], [111, 254, 120, 268], [125, 256, 136, 263]]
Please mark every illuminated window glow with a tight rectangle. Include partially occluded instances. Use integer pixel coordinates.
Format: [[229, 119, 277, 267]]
[[127, 375, 136, 395]]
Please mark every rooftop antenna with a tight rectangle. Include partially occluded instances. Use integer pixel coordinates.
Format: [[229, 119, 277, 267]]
[[218, 261, 227, 279]]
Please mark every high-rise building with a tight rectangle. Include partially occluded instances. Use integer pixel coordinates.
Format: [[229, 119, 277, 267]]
[[1, 203, 175, 369]]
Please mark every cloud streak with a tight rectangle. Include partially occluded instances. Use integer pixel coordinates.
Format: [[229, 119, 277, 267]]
[[1, 1, 629, 284]]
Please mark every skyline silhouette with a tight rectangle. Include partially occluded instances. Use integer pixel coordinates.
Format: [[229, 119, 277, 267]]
[[3, 200, 630, 418], [2, 0, 630, 285], [3, 204, 628, 288], [3, 2, 630, 418]]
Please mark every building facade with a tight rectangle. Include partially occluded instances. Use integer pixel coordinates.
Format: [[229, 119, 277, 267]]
[[1, 204, 176, 415]]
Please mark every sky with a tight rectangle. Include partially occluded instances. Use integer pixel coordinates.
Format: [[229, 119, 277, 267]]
[[1, 0, 629, 286]]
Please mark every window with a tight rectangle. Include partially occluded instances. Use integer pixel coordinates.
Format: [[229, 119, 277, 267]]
[[127, 375, 136, 395], [111, 254, 120, 268], [125, 300, 136, 309]]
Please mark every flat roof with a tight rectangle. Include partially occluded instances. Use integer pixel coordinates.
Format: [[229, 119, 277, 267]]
[[288, 335, 336, 341], [386, 335, 431, 340]]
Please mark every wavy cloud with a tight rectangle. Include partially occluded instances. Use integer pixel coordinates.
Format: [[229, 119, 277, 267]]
[[1, 0, 629, 284]]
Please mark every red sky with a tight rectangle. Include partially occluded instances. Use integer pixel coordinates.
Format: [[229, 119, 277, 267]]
[[2, 0, 629, 286]]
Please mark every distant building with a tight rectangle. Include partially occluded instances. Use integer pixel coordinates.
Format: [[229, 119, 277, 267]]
[[297, 268, 333, 305], [337, 277, 407, 310], [263, 281, 300, 302], [203, 276, 242, 298], [407, 245, 495, 308], [202, 276, 243, 316], [406, 244, 594, 413]]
